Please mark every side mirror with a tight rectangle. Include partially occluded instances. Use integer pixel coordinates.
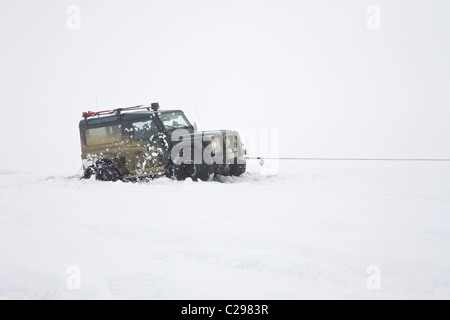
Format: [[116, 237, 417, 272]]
[[194, 122, 198, 132]]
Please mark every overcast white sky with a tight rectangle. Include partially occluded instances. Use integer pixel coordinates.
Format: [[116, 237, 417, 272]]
[[0, 0, 448, 173]]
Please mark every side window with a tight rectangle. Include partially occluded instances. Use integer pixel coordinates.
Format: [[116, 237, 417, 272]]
[[132, 119, 156, 141], [85, 125, 121, 146]]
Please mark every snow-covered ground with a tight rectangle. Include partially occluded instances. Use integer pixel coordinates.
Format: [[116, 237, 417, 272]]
[[0, 160, 449, 300]]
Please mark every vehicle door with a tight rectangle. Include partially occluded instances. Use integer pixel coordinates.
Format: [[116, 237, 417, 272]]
[[130, 117, 166, 176]]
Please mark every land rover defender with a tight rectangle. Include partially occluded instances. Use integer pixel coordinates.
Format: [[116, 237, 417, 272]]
[[79, 103, 246, 182]]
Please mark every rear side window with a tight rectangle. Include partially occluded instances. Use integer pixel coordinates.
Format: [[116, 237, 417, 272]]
[[85, 125, 121, 146]]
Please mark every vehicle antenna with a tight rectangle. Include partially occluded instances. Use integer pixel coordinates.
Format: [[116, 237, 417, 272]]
[[194, 105, 203, 131]]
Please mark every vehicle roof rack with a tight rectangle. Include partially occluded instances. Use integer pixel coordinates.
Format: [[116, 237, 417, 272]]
[[82, 105, 149, 119]]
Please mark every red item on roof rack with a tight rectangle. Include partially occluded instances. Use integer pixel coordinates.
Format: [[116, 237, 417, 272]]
[[82, 105, 145, 119]]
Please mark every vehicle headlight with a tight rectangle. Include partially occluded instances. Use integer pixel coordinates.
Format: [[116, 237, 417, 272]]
[[211, 137, 220, 154], [225, 135, 237, 153]]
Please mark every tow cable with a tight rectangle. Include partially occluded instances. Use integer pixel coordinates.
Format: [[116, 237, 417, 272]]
[[245, 157, 450, 166]]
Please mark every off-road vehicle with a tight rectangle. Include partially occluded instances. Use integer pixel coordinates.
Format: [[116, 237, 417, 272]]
[[79, 103, 246, 182]]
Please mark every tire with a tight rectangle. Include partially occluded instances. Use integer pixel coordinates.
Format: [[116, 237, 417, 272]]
[[228, 163, 246, 177], [173, 162, 214, 182], [82, 166, 95, 180], [94, 160, 122, 182], [173, 162, 188, 181], [171, 146, 215, 182], [191, 163, 215, 182]]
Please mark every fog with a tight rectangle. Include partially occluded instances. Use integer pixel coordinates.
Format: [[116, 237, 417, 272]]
[[0, 0, 448, 173]]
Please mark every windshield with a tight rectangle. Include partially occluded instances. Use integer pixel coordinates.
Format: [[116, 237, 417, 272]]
[[160, 112, 192, 130]]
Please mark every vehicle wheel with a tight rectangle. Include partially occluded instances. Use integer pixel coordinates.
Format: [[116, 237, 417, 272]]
[[94, 160, 122, 182], [173, 162, 188, 181], [171, 145, 215, 182], [191, 162, 215, 182], [173, 161, 214, 182], [82, 166, 95, 180], [228, 163, 246, 177]]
